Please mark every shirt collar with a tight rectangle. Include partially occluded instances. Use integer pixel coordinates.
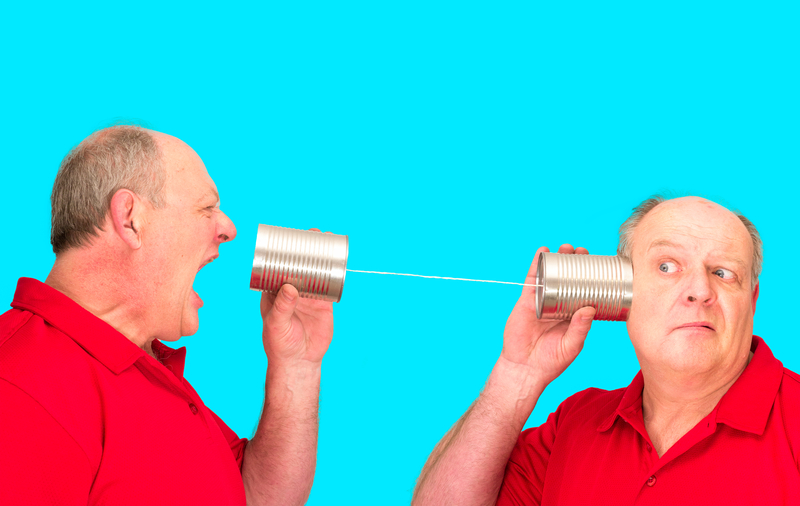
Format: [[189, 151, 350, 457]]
[[597, 335, 783, 435], [597, 371, 644, 432], [10, 277, 186, 376], [715, 336, 783, 435], [152, 339, 188, 379]]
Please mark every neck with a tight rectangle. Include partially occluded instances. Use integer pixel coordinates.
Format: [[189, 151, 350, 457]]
[[45, 245, 157, 356], [640, 351, 752, 456]]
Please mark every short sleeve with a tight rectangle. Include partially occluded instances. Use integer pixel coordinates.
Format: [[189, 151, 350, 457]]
[[495, 409, 559, 506], [206, 408, 249, 472], [0, 378, 93, 505]]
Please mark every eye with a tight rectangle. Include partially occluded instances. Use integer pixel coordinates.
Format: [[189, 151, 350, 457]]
[[659, 261, 678, 273], [713, 268, 734, 280]]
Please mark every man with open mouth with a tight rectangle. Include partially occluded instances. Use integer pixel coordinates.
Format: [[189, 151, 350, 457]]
[[0, 125, 331, 506]]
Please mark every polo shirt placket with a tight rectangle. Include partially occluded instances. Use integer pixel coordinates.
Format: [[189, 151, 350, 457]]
[[497, 335, 800, 505]]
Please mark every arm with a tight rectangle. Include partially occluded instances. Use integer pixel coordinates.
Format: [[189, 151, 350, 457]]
[[412, 245, 596, 506], [242, 282, 333, 506]]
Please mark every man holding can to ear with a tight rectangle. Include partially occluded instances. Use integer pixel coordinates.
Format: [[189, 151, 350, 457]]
[[0, 125, 332, 506], [413, 196, 800, 505]]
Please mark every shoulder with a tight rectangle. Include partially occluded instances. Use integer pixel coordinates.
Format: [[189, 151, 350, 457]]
[[781, 367, 800, 389], [776, 366, 800, 417], [777, 366, 800, 412], [0, 307, 99, 387], [0, 307, 105, 465], [549, 386, 625, 428], [517, 385, 625, 446]]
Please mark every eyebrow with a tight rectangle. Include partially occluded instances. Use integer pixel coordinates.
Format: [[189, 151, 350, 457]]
[[646, 240, 685, 253], [197, 188, 220, 205]]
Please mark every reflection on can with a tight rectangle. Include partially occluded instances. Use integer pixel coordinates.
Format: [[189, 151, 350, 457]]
[[250, 224, 349, 303], [535, 252, 633, 321]]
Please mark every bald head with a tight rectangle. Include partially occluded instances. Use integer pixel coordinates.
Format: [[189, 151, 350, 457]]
[[618, 196, 762, 290], [51, 125, 166, 254]]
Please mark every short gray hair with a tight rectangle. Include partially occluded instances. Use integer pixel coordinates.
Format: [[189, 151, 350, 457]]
[[51, 125, 166, 254], [617, 195, 763, 290]]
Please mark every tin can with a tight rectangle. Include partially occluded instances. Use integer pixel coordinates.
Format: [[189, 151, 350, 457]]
[[250, 224, 349, 303], [535, 252, 633, 321]]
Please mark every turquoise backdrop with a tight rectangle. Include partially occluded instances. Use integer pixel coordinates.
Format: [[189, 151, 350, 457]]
[[1, 2, 798, 503]]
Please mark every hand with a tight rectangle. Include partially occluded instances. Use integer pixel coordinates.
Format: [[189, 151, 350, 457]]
[[259, 229, 335, 366], [501, 244, 596, 387]]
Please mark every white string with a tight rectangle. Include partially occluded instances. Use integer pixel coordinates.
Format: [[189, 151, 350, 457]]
[[346, 269, 542, 287]]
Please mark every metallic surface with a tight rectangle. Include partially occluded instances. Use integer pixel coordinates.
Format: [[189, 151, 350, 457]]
[[250, 224, 349, 303], [535, 252, 633, 321]]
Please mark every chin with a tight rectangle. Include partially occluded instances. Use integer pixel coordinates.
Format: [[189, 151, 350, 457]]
[[659, 340, 722, 375], [178, 307, 201, 337], [180, 319, 200, 337]]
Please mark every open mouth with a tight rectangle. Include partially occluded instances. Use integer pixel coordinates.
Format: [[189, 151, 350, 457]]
[[197, 255, 218, 273], [192, 255, 219, 306]]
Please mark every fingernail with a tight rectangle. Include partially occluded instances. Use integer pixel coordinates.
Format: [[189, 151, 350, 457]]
[[581, 314, 593, 322], [284, 289, 296, 301]]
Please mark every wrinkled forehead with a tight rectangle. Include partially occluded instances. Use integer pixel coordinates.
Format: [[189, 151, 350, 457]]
[[633, 198, 752, 260]]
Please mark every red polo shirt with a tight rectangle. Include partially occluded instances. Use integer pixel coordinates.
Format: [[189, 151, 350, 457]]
[[496, 335, 800, 505], [0, 278, 248, 505]]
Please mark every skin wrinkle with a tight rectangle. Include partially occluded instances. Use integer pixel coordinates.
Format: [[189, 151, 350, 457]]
[[627, 197, 758, 455], [46, 130, 237, 358], [412, 196, 763, 504], [43, 128, 328, 506]]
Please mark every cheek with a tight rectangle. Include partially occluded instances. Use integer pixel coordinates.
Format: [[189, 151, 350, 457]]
[[627, 275, 671, 335]]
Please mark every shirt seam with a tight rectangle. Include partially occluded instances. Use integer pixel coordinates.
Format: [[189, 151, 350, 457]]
[[0, 377, 95, 474], [0, 310, 32, 348], [11, 301, 140, 375], [781, 369, 800, 387]]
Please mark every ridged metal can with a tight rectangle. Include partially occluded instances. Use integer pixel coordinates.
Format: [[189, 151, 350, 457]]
[[535, 252, 633, 321], [250, 224, 349, 303]]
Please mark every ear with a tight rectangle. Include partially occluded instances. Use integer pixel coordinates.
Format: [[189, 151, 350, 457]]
[[109, 189, 144, 250], [751, 281, 759, 315]]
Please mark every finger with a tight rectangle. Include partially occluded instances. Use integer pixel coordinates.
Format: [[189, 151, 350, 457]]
[[575, 247, 589, 255], [562, 306, 596, 352], [557, 244, 575, 254], [260, 291, 277, 318], [265, 284, 299, 335], [309, 228, 321, 232]]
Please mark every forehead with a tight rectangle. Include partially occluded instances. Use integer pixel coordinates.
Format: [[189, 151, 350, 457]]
[[634, 198, 752, 260], [154, 133, 218, 203]]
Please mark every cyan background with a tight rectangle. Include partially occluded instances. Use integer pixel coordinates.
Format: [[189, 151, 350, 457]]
[[2, 2, 797, 503]]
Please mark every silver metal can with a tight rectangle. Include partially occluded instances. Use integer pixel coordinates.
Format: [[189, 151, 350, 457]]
[[250, 224, 349, 303], [535, 252, 633, 321]]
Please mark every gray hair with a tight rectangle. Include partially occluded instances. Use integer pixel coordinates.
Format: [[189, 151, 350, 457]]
[[51, 125, 166, 254], [617, 195, 763, 290]]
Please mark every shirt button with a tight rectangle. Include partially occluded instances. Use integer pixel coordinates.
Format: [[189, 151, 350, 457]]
[[189, 403, 199, 414], [646, 475, 657, 487], [646, 443, 652, 452]]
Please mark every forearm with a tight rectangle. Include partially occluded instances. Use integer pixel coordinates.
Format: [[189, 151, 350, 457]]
[[412, 357, 547, 506], [242, 361, 321, 506]]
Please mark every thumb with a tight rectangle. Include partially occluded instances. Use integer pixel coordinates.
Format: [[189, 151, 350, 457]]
[[562, 306, 596, 352], [266, 284, 299, 334]]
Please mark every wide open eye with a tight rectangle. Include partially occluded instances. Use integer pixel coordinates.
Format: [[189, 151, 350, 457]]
[[659, 261, 678, 273], [713, 268, 735, 280]]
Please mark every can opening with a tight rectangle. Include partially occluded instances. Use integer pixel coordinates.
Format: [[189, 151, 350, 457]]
[[535, 253, 545, 319]]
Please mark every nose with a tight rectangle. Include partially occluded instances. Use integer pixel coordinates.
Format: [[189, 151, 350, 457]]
[[216, 210, 237, 243], [683, 270, 716, 306]]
